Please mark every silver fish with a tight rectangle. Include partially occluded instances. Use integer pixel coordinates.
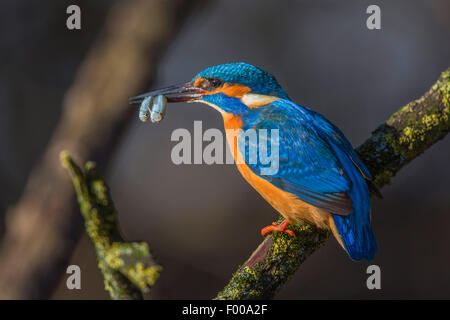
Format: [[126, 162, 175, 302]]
[[139, 96, 153, 122], [150, 95, 167, 123]]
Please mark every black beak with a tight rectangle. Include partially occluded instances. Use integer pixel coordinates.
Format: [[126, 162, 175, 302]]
[[129, 82, 205, 105]]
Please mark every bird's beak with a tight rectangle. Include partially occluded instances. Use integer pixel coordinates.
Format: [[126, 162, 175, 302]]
[[129, 82, 205, 105]]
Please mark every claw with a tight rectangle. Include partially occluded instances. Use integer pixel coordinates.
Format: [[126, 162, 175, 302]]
[[261, 219, 296, 239]]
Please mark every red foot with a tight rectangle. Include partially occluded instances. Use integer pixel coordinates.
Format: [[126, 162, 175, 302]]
[[261, 219, 296, 239]]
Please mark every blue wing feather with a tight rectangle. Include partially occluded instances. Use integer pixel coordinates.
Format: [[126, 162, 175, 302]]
[[239, 100, 353, 214], [306, 110, 373, 180]]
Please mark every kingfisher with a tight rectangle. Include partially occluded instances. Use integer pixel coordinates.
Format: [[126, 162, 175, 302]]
[[131, 62, 378, 261]]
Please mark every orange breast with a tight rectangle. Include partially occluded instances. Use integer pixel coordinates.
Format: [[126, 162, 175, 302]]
[[222, 113, 331, 228]]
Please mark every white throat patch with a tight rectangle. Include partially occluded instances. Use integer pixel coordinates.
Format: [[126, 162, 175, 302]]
[[240, 93, 280, 108]]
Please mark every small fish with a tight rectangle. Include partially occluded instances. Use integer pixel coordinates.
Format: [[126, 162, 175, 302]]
[[139, 96, 153, 122], [150, 95, 167, 123]]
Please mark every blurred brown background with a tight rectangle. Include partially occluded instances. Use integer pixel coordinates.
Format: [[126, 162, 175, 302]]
[[0, 0, 449, 299]]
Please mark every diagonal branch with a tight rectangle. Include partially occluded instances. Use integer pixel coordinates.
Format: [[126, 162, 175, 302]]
[[216, 68, 449, 300], [60, 151, 162, 299]]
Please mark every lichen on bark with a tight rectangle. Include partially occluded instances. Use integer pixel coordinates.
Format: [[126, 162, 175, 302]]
[[358, 68, 449, 188], [216, 223, 330, 299], [60, 151, 162, 299]]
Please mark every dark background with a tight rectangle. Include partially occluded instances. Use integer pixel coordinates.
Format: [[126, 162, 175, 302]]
[[0, 0, 449, 299]]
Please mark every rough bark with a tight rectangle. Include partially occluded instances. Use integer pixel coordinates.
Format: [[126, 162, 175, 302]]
[[0, 0, 205, 299], [61, 152, 161, 299], [216, 68, 449, 300]]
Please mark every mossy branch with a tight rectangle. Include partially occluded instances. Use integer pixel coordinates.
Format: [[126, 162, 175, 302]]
[[60, 152, 162, 300], [216, 68, 450, 300]]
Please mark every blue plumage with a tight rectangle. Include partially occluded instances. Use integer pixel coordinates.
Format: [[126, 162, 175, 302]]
[[194, 62, 290, 99], [240, 99, 377, 260], [198, 63, 377, 261], [240, 101, 353, 211], [327, 139, 377, 260]]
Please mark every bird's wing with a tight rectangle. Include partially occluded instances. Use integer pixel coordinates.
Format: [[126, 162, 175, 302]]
[[305, 107, 382, 197], [306, 110, 372, 180], [239, 100, 361, 215]]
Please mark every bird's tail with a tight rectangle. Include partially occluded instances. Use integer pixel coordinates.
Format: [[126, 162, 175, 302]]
[[331, 212, 377, 261], [329, 147, 377, 261]]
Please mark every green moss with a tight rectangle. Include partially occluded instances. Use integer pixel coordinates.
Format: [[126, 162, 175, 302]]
[[61, 152, 162, 300], [386, 69, 449, 161], [373, 169, 392, 187], [216, 219, 330, 300], [356, 68, 449, 189]]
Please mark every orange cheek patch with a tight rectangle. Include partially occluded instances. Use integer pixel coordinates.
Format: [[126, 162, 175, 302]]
[[193, 77, 252, 98], [193, 77, 206, 87], [201, 83, 251, 98], [218, 83, 251, 98]]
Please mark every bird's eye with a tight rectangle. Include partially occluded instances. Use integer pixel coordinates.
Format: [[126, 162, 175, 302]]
[[209, 78, 223, 88]]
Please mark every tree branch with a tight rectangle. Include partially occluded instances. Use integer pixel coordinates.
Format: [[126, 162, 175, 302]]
[[60, 151, 162, 299], [216, 68, 450, 300], [0, 0, 206, 299]]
